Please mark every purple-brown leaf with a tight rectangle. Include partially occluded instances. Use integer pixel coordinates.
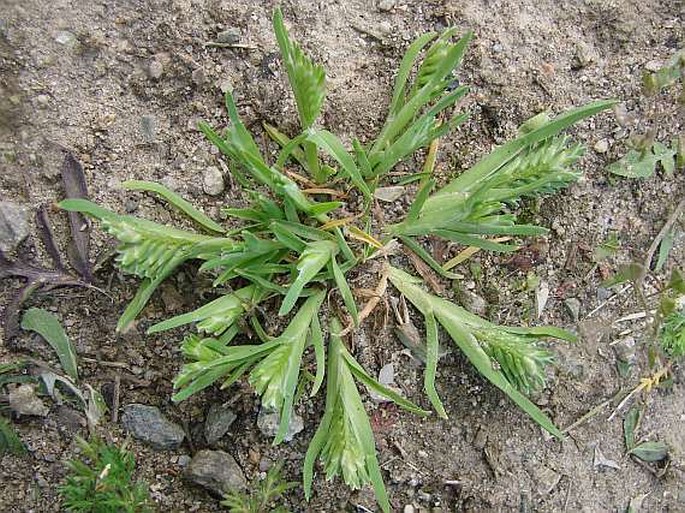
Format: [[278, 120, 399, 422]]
[[61, 153, 92, 281], [35, 205, 65, 272]]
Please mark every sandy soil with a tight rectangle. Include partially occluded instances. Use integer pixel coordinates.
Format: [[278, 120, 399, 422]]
[[1, 0, 684, 511]]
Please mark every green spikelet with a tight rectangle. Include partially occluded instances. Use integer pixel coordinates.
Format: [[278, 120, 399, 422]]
[[474, 329, 554, 394]]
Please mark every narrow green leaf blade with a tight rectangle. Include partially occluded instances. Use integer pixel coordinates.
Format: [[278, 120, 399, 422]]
[[388, 32, 437, 116], [306, 130, 372, 198], [279, 241, 338, 316], [117, 257, 184, 332], [309, 314, 325, 397], [424, 312, 447, 418], [0, 417, 25, 455], [21, 308, 78, 382], [122, 180, 225, 233], [343, 352, 429, 416], [330, 257, 359, 326], [623, 407, 640, 451]]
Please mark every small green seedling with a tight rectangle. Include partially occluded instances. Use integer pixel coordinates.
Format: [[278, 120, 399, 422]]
[[0, 361, 31, 454], [623, 407, 669, 464], [609, 50, 684, 179], [221, 462, 296, 513], [59, 437, 152, 513], [59, 8, 614, 511]]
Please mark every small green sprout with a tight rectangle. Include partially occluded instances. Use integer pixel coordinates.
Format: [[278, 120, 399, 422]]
[[221, 462, 297, 513], [59, 437, 151, 513]]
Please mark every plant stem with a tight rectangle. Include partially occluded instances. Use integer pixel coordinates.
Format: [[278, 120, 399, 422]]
[[304, 141, 323, 183]]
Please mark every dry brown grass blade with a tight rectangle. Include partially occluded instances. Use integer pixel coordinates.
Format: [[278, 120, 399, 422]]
[[402, 245, 444, 295], [340, 262, 389, 336], [303, 187, 347, 198], [442, 236, 513, 271]]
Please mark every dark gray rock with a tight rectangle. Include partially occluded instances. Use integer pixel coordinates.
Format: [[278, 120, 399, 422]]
[[0, 201, 30, 252], [204, 402, 237, 446], [185, 449, 246, 496], [121, 404, 185, 450]]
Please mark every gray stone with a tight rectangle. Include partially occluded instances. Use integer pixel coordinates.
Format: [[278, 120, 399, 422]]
[[147, 59, 164, 79], [55, 31, 77, 47], [204, 402, 237, 446], [573, 42, 598, 68], [0, 201, 30, 252], [177, 454, 191, 467], [185, 450, 246, 496], [613, 336, 637, 365], [121, 404, 185, 450], [216, 28, 240, 45], [202, 166, 224, 196], [533, 466, 561, 496], [191, 67, 206, 85], [378, 0, 396, 11], [462, 290, 487, 317], [257, 408, 304, 442], [593, 139, 609, 153], [9, 384, 49, 417], [564, 297, 581, 322], [139, 115, 157, 143]]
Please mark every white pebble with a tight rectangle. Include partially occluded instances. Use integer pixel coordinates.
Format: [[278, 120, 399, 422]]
[[203, 166, 225, 196]]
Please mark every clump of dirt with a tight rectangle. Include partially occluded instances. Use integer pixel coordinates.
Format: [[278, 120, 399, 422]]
[[1, 1, 684, 512]]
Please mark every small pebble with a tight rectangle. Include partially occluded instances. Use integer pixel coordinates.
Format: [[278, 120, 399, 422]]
[[257, 409, 304, 442], [0, 201, 30, 252], [55, 30, 76, 46], [204, 402, 237, 446], [378, 0, 396, 11], [564, 297, 581, 322], [594, 139, 609, 153], [148, 59, 164, 79], [203, 166, 225, 196], [573, 42, 597, 68], [218, 78, 233, 94], [403, 506, 416, 513], [124, 198, 139, 213], [644, 60, 662, 72], [191, 67, 206, 85], [613, 336, 637, 365], [140, 115, 157, 143], [216, 28, 240, 44], [9, 384, 49, 417]]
